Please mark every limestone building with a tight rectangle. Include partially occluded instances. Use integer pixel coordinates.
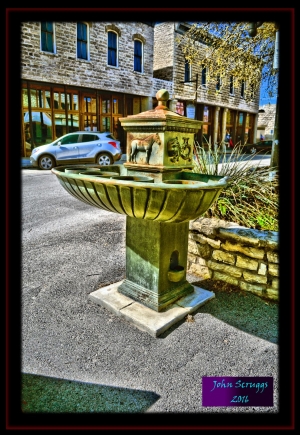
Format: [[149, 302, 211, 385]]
[[153, 22, 260, 148], [257, 104, 276, 140], [20, 21, 261, 158], [21, 21, 172, 157]]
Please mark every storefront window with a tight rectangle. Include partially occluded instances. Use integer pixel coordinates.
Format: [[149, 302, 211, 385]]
[[67, 93, 78, 111], [24, 110, 52, 149], [21, 82, 126, 157], [30, 89, 44, 108], [203, 106, 210, 122], [22, 88, 29, 108], [54, 113, 67, 138], [101, 117, 111, 131], [113, 98, 118, 114], [68, 114, 79, 133], [53, 91, 64, 110], [83, 96, 96, 113], [238, 112, 244, 126], [102, 99, 111, 114], [84, 115, 97, 131]]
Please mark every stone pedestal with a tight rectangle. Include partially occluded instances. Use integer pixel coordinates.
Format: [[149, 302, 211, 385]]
[[117, 217, 193, 312]]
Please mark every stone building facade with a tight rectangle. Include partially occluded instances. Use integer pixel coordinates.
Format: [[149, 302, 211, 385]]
[[21, 21, 260, 158], [154, 22, 260, 148], [21, 21, 172, 157], [257, 104, 277, 140]]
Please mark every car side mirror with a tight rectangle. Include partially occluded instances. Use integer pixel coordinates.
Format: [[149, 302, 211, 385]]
[[57, 141, 62, 146]]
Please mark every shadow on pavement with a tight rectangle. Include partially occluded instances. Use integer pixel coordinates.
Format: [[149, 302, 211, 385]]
[[159, 279, 278, 343], [21, 373, 160, 413]]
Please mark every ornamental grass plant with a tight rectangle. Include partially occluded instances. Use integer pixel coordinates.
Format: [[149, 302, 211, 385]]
[[193, 140, 279, 231]]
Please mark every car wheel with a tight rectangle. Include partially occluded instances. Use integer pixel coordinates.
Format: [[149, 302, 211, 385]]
[[249, 147, 257, 154], [38, 155, 55, 170], [96, 153, 113, 165]]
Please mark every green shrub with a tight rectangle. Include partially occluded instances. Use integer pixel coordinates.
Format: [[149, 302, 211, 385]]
[[193, 141, 279, 231]]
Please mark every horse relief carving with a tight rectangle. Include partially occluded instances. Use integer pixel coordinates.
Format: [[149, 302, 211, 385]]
[[129, 133, 161, 164], [167, 137, 192, 163]]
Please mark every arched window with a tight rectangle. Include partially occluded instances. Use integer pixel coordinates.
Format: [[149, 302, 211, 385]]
[[134, 39, 143, 73], [107, 31, 118, 67]]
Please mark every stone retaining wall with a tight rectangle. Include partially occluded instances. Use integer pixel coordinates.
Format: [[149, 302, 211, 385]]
[[187, 218, 279, 301]]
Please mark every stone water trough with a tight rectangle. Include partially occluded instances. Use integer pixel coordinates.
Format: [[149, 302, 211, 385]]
[[51, 90, 229, 336]]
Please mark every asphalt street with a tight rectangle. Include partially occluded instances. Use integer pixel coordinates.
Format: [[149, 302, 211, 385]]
[[12, 166, 285, 428]]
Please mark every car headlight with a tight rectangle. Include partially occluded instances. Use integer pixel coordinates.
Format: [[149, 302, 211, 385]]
[[31, 148, 39, 154]]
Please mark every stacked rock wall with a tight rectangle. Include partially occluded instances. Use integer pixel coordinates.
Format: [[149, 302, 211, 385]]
[[188, 218, 279, 301]]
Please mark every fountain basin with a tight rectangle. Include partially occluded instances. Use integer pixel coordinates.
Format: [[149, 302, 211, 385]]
[[51, 165, 228, 223], [80, 171, 120, 177]]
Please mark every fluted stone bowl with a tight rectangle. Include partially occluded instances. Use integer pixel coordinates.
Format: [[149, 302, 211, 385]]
[[51, 166, 229, 223]]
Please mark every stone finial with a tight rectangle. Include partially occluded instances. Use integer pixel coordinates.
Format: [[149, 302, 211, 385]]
[[155, 89, 169, 110]]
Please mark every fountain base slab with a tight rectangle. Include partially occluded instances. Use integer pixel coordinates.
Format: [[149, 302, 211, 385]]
[[88, 281, 215, 337]]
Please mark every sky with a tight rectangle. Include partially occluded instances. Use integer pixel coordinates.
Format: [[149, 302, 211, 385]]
[[259, 81, 277, 106]]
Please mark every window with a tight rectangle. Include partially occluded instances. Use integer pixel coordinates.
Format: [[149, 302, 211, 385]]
[[184, 60, 191, 82], [134, 39, 143, 73], [82, 95, 97, 131], [241, 80, 245, 98], [53, 88, 79, 136], [108, 31, 118, 67], [201, 65, 207, 86], [60, 134, 80, 145], [77, 22, 88, 60], [41, 22, 54, 53], [216, 74, 221, 91], [81, 134, 99, 142], [229, 75, 234, 95]]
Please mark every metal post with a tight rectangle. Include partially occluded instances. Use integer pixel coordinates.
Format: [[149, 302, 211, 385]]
[[270, 96, 279, 169], [270, 27, 279, 169], [194, 73, 198, 120]]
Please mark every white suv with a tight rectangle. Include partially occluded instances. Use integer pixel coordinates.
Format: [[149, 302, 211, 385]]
[[30, 131, 122, 170]]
